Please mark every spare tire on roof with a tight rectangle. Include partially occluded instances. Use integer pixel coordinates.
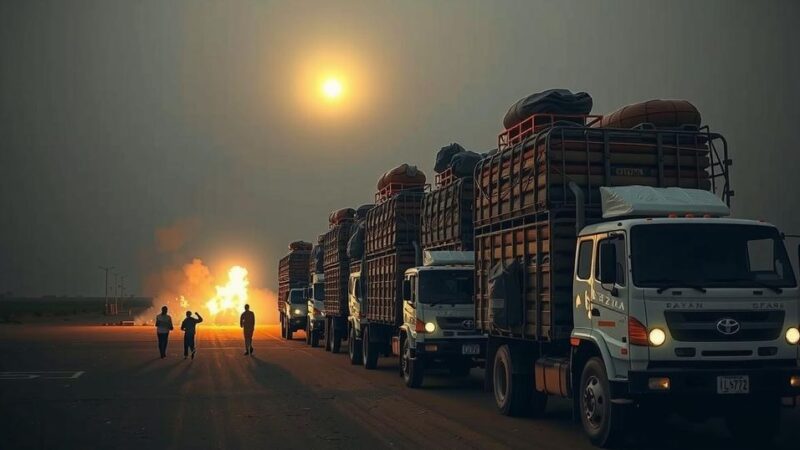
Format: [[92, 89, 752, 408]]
[[329, 208, 355, 225], [377, 164, 426, 191], [596, 99, 701, 129], [503, 89, 593, 129], [289, 240, 312, 251]]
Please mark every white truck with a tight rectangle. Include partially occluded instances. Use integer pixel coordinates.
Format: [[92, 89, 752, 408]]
[[347, 251, 487, 387], [396, 251, 486, 387], [482, 185, 800, 446], [282, 287, 308, 340], [305, 273, 325, 347]]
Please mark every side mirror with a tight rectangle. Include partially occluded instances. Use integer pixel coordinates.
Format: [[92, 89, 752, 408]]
[[402, 279, 412, 303]]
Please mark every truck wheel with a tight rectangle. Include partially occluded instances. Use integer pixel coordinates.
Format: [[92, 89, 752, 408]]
[[305, 321, 312, 345], [493, 345, 532, 416], [362, 326, 378, 370], [725, 398, 779, 444], [579, 357, 621, 448], [310, 327, 320, 348], [401, 338, 424, 388], [280, 315, 287, 340], [331, 326, 342, 353], [286, 324, 293, 340], [348, 326, 362, 365], [324, 319, 332, 352]]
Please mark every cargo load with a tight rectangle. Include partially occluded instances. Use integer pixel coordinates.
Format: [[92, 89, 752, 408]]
[[364, 248, 417, 325], [503, 89, 593, 129], [323, 208, 355, 317], [278, 246, 311, 312], [476, 123, 728, 228], [595, 99, 701, 129], [329, 207, 355, 226], [376, 164, 426, 192], [365, 190, 425, 257], [288, 240, 312, 251], [475, 109, 731, 341], [420, 177, 474, 251]]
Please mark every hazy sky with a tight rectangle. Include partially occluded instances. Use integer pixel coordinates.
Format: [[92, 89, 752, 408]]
[[2, 0, 799, 296]]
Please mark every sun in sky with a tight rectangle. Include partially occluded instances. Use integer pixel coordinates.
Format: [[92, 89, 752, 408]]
[[321, 77, 343, 100]]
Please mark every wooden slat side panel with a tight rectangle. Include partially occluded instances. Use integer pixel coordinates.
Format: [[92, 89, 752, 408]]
[[421, 178, 475, 251], [277, 251, 311, 312], [365, 250, 417, 326], [323, 261, 349, 317]]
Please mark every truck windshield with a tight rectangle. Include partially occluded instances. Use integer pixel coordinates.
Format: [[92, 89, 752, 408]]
[[313, 283, 324, 301], [418, 270, 473, 304], [289, 290, 305, 304], [631, 224, 797, 289]]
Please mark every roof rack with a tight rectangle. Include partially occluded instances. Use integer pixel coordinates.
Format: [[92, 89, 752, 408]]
[[374, 183, 429, 204], [434, 167, 456, 189], [498, 113, 602, 151]]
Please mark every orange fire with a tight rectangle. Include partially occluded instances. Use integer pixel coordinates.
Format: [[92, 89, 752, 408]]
[[205, 266, 249, 316]]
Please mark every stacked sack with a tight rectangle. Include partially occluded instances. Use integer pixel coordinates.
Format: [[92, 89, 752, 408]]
[[434, 143, 482, 179]]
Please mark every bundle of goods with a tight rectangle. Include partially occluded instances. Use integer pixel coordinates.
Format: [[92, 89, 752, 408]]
[[595, 99, 701, 129], [329, 207, 355, 226], [503, 88, 593, 129], [433, 143, 482, 187], [288, 240, 312, 251]]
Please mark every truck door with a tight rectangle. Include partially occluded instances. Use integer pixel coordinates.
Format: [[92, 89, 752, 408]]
[[573, 237, 596, 331], [402, 273, 417, 337], [592, 233, 628, 360]]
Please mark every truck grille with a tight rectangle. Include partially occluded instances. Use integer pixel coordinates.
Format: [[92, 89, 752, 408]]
[[664, 310, 784, 342], [436, 317, 475, 331]]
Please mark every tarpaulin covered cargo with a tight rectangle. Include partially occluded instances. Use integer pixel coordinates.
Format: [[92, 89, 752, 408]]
[[503, 89, 593, 129], [596, 99, 701, 129]]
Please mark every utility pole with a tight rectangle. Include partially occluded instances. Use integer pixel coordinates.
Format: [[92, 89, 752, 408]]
[[98, 266, 114, 315], [119, 275, 126, 315]]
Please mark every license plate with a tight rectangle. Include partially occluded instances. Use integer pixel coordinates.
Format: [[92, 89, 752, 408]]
[[717, 375, 750, 394], [462, 344, 480, 355]]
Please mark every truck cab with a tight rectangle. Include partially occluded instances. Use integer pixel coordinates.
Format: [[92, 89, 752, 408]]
[[397, 251, 487, 387], [569, 216, 800, 445], [282, 288, 308, 340], [347, 272, 366, 365], [305, 273, 325, 347]]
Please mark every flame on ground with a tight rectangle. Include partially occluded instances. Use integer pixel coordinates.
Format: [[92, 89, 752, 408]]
[[205, 266, 249, 316]]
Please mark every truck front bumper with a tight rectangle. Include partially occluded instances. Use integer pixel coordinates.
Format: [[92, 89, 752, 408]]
[[414, 338, 487, 359], [623, 365, 800, 397], [288, 316, 307, 329]]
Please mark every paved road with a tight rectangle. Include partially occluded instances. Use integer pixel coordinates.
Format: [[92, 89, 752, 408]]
[[0, 325, 797, 450]]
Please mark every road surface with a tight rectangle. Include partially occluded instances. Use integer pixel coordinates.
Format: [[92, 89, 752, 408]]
[[0, 325, 797, 449]]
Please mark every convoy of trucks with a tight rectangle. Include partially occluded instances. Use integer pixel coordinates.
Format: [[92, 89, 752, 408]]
[[277, 92, 800, 447]]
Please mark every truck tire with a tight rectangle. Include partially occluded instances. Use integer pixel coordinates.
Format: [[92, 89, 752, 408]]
[[310, 327, 320, 348], [362, 326, 379, 370], [280, 315, 287, 340], [493, 345, 532, 416], [401, 338, 424, 388], [331, 326, 342, 353], [579, 357, 622, 448], [725, 397, 780, 444], [286, 324, 293, 340], [305, 321, 312, 345], [324, 318, 332, 352], [348, 326, 362, 365]]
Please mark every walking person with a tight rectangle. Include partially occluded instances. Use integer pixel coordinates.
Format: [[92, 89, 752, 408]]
[[180, 311, 203, 359], [155, 306, 173, 359], [240, 304, 255, 356]]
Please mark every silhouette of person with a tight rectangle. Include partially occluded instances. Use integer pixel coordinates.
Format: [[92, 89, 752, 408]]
[[240, 304, 255, 356], [155, 306, 173, 359], [180, 311, 203, 359]]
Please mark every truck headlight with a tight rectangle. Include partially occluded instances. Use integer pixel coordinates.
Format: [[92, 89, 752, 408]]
[[294, 309, 302, 315], [786, 327, 800, 345], [648, 328, 666, 346], [424, 322, 436, 333]]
